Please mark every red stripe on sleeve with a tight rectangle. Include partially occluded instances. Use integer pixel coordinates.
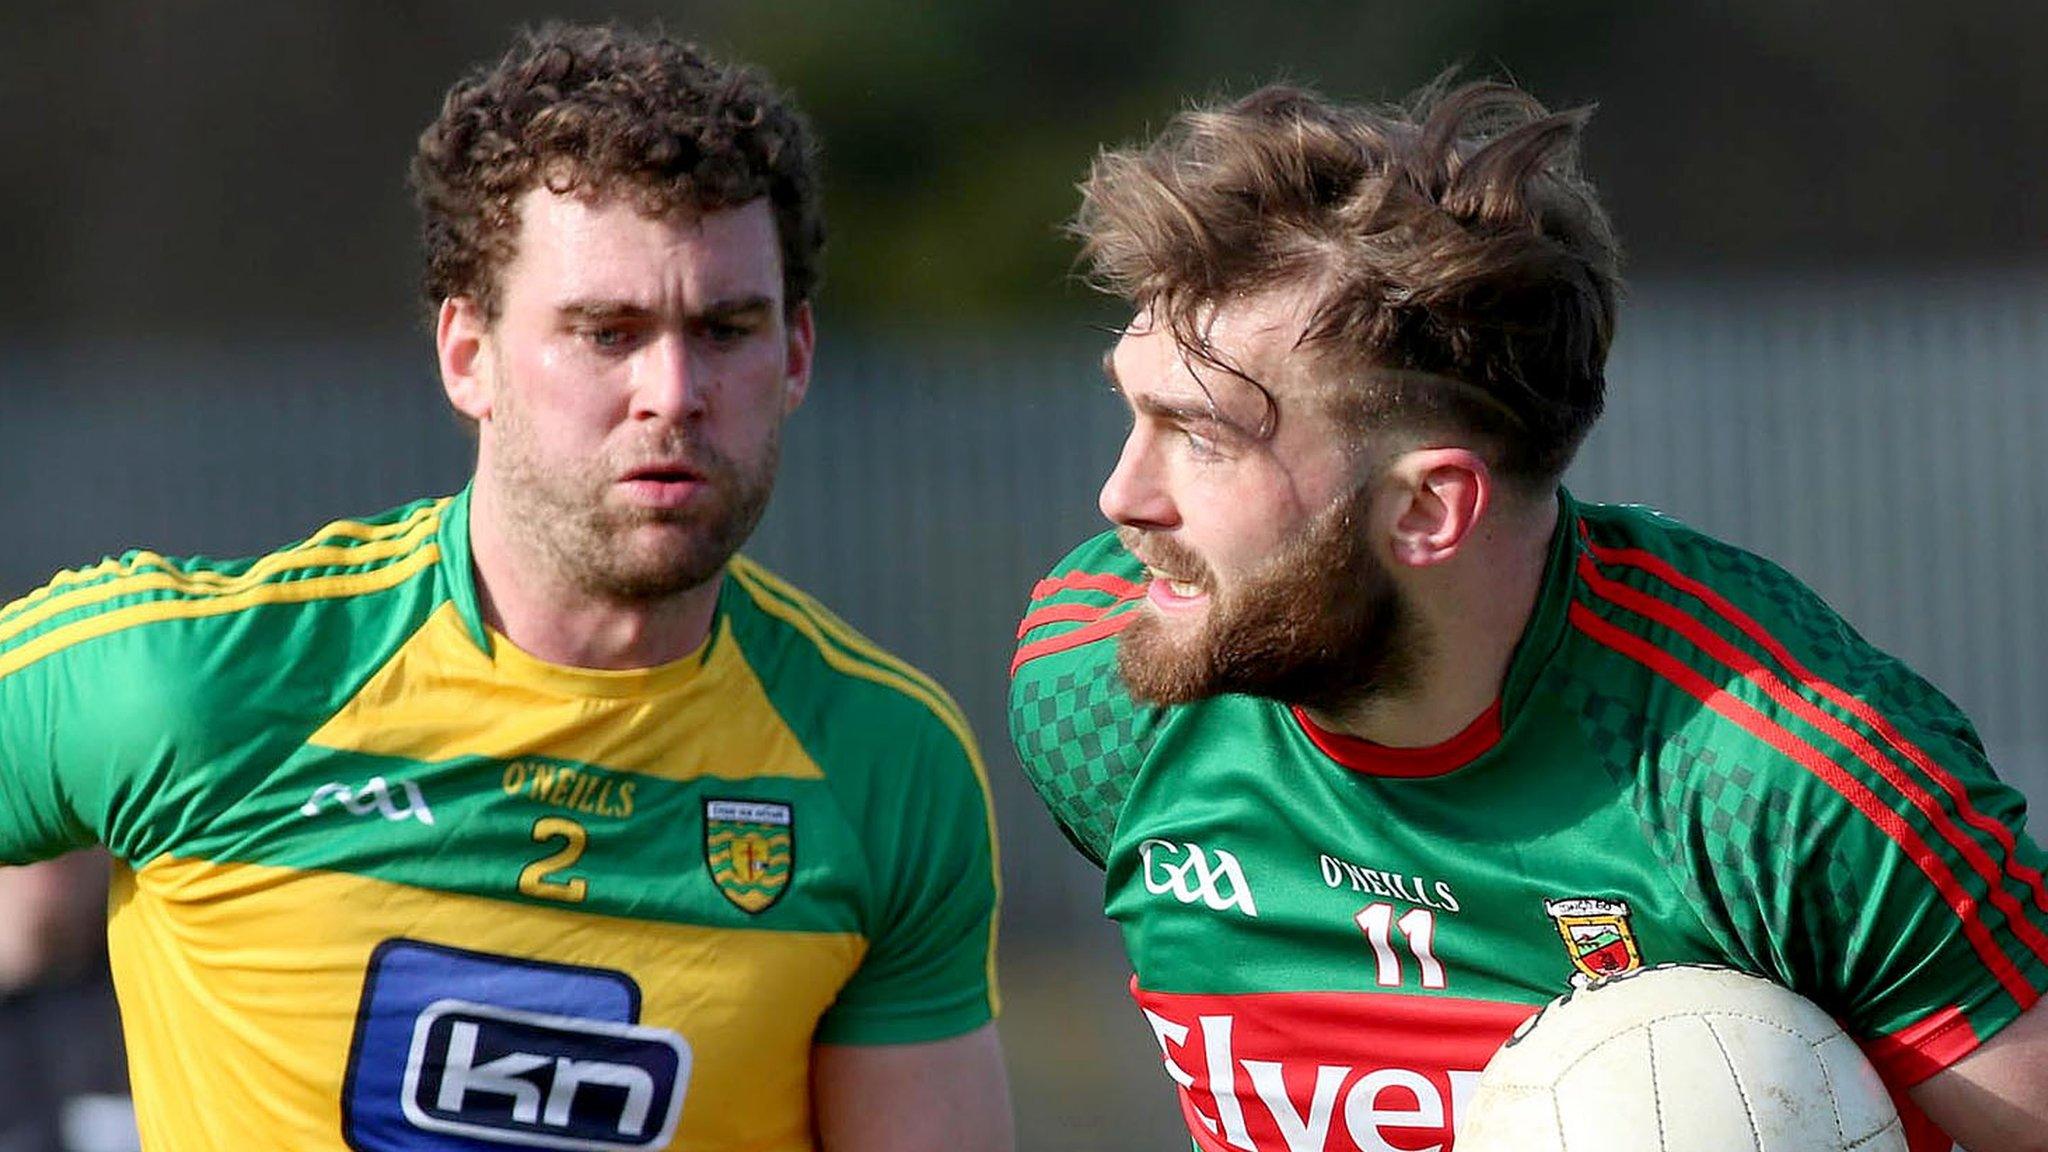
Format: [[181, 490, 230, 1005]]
[[1577, 554, 2048, 971], [1585, 533, 2048, 919], [1017, 595, 1142, 639], [1569, 600, 2037, 1007], [1029, 569, 1147, 602], [1009, 607, 1138, 675], [1862, 1004, 1982, 1087]]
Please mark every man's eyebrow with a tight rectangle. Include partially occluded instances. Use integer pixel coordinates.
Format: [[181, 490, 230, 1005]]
[[555, 294, 779, 321], [1104, 349, 1238, 426], [1102, 349, 1125, 397], [558, 299, 652, 321], [695, 293, 777, 320]]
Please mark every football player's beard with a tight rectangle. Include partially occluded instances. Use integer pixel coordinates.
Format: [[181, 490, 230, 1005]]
[[491, 396, 781, 603], [1116, 486, 1421, 711]]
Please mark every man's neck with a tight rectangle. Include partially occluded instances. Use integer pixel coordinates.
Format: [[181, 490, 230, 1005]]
[[1303, 495, 1560, 749], [466, 489, 721, 671]]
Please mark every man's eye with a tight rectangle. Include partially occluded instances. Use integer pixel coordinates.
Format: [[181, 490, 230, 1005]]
[[704, 320, 754, 345], [581, 326, 634, 350], [1183, 428, 1220, 459]]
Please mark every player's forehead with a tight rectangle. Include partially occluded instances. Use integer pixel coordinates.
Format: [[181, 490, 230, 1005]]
[[502, 187, 785, 313], [1107, 290, 1340, 434]]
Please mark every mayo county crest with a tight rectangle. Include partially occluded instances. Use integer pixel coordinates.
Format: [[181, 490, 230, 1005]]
[[705, 799, 794, 913], [1545, 896, 1642, 985]]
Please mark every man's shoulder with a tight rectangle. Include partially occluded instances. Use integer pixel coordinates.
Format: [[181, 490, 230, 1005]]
[[1572, 498, 1890, 688], [0, 496, 451, 692], [1566, 496, 1989, 808], [719, 554, 978, 769], [1011, 529, 1147, 684], [1008, 531, 1161, 868]]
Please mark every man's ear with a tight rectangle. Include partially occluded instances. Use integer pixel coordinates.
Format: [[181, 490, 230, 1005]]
[[781, 299, 816, 415], [1383, 447, 1491, 568], [437, 297, 494, 421]]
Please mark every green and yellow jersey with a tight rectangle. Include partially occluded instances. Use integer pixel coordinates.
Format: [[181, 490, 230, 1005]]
[[0, 489, 1000, 1152]]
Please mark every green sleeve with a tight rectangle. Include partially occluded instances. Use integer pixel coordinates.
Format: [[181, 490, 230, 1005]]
[[1008, 532, 1160, 869], [814, 706, 999, 1045], [1670, 653, 2048, 1082], [0, 639, 98, 863], [0, 568, 158, 863]]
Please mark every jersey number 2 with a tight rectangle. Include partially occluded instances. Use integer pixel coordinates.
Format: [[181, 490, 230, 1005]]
[[519, 816, 589, 903], [1355, 903, 1446, 989]]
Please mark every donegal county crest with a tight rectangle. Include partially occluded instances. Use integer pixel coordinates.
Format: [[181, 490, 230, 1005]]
[[705, 799, 794, 914], [1545, 897, 1642, 985]]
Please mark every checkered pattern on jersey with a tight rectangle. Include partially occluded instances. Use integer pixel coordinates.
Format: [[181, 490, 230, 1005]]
[[1010, 655, 1155, 868]]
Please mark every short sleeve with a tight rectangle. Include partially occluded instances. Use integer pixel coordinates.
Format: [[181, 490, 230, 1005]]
[[1008, 532, 1162, 868], [1678, 657, 2048, 1086], [813, 708, 999, 1045]]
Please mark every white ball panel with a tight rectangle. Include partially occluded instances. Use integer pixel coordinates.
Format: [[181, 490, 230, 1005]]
[[1813, 1032, 1909, 1151], [1458, 966, 1906, 1152], [1454, 1083, 1564, 1150], [1553, 1026, 1668, 1148], [1645, 1015, 1762, 1152]]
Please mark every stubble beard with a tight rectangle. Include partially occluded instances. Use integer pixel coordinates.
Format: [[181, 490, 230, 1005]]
[[489, 392, 780, 605], [1115, 488, 1423, 712]]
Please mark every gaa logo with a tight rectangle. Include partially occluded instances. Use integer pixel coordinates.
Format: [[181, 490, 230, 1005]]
[[1139, 838, 1260, 917], [345, 940, 692, 1152]]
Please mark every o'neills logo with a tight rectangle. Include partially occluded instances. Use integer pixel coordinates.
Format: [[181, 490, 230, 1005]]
[[1141, 839, 1259, 917], [1132, 985, 1534, 1152], [1544, 896, 1643, 985]]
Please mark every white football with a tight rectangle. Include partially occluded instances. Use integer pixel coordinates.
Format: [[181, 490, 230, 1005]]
[[1459, 964, 1906, 1152]]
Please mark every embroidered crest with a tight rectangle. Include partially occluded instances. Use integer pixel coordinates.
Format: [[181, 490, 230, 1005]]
[[1545, 896, 1643, 985], [705, 799, 794, 914]]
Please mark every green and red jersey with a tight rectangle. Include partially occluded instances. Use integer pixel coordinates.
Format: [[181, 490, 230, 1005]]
[[1010, 490, 2048, 1152]]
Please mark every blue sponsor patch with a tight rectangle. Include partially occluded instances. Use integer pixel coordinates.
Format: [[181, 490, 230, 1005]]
[[344, 940, 691, 1151]]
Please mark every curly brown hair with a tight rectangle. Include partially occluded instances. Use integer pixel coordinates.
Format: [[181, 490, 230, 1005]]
[[412, 23, 824, 320], [1074, 80, 1621, 490]]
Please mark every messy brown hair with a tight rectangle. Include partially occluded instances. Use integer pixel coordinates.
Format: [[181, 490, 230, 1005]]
[[1074, 80, 1621, 489], [412, 23, 824, 320]]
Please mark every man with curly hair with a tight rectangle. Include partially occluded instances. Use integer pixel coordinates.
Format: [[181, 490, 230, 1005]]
[[0, 24, 1010, 1152], [1010, 80, 2048, 1151]]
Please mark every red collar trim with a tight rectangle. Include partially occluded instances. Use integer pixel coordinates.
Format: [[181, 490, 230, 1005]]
[[1291, 701, 1503, 778]]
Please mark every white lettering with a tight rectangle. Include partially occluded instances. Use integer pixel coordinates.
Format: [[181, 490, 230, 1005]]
[[300, 776, 435, 825], [1200, 1014, 1255, 1150], [1142, 1009, 1215, 1137], [1343, 1067, 1444, 1152], [1140, 839, 1259, 917], [545, 1057, 656, 1135], [1317, 852, 1460, 912], [437, 1022, 546, 1123], [1245, 1059, 1348, 1152], [1447, 1069, 1482, 1132]]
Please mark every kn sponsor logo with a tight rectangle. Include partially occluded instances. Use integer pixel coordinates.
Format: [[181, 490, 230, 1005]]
[[301, 776, 435, 826], [402, 1000, 687, 1149], [345, 939, 691, 1152], [1132, 985, 1535, 1152], [1141, 839, 1260, 917]]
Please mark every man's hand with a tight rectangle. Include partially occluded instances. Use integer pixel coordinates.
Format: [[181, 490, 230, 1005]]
[[1910, 997, 2048, 1152], [812, 1022, 1014, 1152], [0, 851, 108, 993]]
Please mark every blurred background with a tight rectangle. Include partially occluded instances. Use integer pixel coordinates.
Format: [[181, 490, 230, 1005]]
[[5, 2, 2048, 1149]]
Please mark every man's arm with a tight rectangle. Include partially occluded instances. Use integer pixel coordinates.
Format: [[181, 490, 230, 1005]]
[[0, 852, 108, 993], [1909, 997, 2048, 1152], [812, 1023, 1013, 1152]]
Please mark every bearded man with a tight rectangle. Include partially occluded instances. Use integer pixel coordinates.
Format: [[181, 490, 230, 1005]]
[[0, 25, 1009, 1152], [1010, 80, 2048, 1152]]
